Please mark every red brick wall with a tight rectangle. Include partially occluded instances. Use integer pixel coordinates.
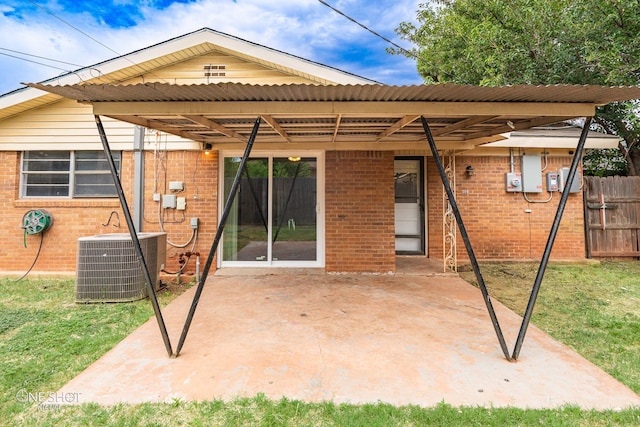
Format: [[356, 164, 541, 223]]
[[325, 151, 396, 273], [427, 155, 586, 261], [0, 149, 587, 276], [139, 150, 218, 275], [0, 150, 218, 275]]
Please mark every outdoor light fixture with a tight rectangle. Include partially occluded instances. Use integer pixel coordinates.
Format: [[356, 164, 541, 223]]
[[288, 156, 301, 162], [465, 165, 475, 177], [203, 143, 212, 155]]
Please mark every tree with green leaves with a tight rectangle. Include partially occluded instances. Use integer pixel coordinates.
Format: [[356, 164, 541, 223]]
[[393, 0, 640, 175]]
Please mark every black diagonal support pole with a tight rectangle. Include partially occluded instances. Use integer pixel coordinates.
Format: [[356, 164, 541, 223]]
[[421, 117, 512, 361], [174, 117, 261, 357], [95, 115, 174, 357], [512, 117, 592, 360]]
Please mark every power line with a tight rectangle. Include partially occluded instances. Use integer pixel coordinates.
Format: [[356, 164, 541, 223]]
[[317, 0, 417, 60], [0, 51, 71, 73], [0, 49, 112, 85], [317, 0, 452, 81], [25, 0, 168, 84], [0, 47, 85, 68], [26, 0, 122, 57]]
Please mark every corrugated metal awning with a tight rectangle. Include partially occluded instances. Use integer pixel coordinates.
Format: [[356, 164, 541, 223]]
[[27, 82, 640, 103], [27, 82, 640, 149]]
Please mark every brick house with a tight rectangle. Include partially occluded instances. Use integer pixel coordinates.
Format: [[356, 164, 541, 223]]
[[0, 28, 632, 277]]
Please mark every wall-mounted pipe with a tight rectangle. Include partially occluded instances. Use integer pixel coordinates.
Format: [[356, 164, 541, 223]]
[[509, 147, 515, 173]]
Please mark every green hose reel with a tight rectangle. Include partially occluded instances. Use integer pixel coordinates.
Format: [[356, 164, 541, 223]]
[[21, 209, 53, 247]]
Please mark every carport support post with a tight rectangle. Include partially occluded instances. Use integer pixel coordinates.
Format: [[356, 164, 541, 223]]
[[94, 115, 174, 357], [174, 117, 261, 357], [421, 117, 512, 361], [512, 117, 592, 360]]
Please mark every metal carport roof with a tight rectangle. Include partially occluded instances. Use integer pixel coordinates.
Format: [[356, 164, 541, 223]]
[[26, 82, 640, 150]]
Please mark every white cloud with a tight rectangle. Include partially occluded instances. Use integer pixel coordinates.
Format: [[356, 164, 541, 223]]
[[0, 0, 422, 95]]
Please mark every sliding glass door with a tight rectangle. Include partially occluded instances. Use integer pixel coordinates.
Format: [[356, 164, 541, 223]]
[[221, 153, 322, 267]]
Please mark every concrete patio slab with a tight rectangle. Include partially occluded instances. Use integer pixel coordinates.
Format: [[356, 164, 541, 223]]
[[57, 265, 640, 409]]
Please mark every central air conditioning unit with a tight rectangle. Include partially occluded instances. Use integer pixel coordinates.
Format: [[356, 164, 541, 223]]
[[76, 232, 166, 303]]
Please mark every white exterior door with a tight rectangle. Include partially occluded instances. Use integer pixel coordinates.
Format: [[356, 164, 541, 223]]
[[394, 158, 425, 254]]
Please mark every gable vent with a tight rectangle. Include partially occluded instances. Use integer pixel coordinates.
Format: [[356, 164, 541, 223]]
[[204, 64, 226, 77]]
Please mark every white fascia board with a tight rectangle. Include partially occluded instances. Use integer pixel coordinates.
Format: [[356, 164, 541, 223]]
[[1, 141, 202, 151], [482, 132, 620, 149], [0, 87, 50, 109]]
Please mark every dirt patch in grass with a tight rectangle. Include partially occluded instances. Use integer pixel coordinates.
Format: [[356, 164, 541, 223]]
[[458, 262, 539, 316]]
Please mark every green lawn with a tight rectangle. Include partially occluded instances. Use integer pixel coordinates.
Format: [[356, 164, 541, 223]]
[[1, 262, 639, 426], [458, 261, 640, 395], [0, 277, 181, 421]]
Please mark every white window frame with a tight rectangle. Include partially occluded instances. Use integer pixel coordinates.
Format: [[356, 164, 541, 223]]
[[218, 150, 325, 268]]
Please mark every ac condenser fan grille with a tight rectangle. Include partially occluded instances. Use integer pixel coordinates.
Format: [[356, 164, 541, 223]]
[[75, 233, 166, 303]]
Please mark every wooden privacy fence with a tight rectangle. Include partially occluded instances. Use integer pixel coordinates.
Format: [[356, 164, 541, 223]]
[[584, 176, 640, 258]]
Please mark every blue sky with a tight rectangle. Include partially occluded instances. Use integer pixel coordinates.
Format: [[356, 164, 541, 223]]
[[0, 0, 424, 95]]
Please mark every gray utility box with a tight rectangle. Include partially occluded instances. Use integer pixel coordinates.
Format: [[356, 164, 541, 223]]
[[558, 167, 581, 193], [521, 154, 543, 193], [76, 232, 166, 303]]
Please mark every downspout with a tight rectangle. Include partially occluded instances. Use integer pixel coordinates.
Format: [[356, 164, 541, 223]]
[[509, 147, 515, 174], [133, 126, 145, 233]]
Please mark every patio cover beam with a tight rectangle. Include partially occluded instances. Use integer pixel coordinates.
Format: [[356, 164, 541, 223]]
[[332, 114, 342, 143], [430, 115, 499, 137], [109, 114, 221, 142], [182, 115, 246, 143], [464, 116, 569, 140], [261, 114, 292, 142], [94, 115, 174, 357], [376, 114, 420, 141], [200, 140, 481, 151], [92, 100, 595, 118]]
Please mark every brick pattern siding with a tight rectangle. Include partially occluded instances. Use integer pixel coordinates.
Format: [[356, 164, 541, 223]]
[[427, 155, 585, 262], [325, 151, 396, 273], [0, 149, 586, 276], [139, 150, 218, 274], [0, 151, 218, 275]]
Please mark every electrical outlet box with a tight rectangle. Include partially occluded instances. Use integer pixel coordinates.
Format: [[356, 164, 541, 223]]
[[162, 194, 177, 209], [190, 217, 199, 229], [152, 193, 161, 202], [176, 197, 186, 210], [546, 172, 559, 192], [169, 181, 184, 191], [505, 172, 522, 192]]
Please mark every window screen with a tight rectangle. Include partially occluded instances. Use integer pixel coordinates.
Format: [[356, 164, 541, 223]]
[[21, 151, 121, 198]]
